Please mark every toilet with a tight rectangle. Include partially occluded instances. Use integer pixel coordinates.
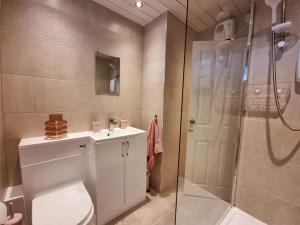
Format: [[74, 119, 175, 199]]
[[32, 182, 94, 225], [18, 137, 95, 225]]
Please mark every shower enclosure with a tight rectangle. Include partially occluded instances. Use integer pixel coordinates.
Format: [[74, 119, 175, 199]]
[[175, 1, 254, 224]]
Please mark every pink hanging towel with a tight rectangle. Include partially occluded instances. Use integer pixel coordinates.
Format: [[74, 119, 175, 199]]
[[147, 118, 164, 171]]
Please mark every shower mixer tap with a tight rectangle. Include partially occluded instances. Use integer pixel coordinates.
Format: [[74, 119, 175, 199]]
[[266, 0, 300, 131]]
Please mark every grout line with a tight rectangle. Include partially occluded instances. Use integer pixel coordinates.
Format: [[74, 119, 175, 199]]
[[2, 73, 94, 85]]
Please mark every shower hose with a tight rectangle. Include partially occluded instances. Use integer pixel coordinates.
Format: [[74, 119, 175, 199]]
[[271, 31, 300, 131]]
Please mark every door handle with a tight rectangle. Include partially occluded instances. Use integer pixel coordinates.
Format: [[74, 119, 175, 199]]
[[188, 119, 195, 132], [189, 119, 196, 124]]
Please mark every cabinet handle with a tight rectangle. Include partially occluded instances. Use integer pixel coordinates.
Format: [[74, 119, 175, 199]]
[[79, 144, 86, 150], [126, 141, 129, 156], [79, 144, 87, 153], [121, 142, 125, 157]]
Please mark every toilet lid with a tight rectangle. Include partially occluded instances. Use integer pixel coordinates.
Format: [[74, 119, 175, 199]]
[[32, 182, 93, 225]]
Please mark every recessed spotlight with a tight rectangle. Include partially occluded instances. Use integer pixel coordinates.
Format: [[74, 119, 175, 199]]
[[135, 1, 143, 8]]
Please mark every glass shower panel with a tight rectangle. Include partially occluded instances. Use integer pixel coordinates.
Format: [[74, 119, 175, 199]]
[[175, 1, 253, 224]]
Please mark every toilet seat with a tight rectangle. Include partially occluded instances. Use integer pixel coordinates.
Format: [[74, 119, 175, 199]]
[[32, 182, 94, 225]]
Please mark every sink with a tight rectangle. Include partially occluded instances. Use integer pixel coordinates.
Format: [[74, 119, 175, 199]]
[[90, 127, 146, 142]]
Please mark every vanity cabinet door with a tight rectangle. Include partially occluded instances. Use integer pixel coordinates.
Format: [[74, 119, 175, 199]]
[[96, 139, 126, 225], [124, 134, 147, 207]]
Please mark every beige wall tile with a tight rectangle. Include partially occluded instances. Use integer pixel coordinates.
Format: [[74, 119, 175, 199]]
[[143, 13, 167, 65], [158, 13, 198, 192], [127, 110, 142, 128], [121, 62, 142, 90], [6, 150, 21, 186], [141, 110, 163, 131], [0, 0, 7, 198], [0, 115, 4, 157], [3, 74, 40, 113], [142, 87, 164, 112], [163, 87, 182, 112], [0, 152, 8, 198], [2, 32, 94, 82], [2, 0, 144, 185], [142, 60, 165, 88], [4, 113, 48, 151]]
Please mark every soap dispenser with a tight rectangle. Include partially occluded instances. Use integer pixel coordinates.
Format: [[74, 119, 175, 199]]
[[120, 114, 128, 129]]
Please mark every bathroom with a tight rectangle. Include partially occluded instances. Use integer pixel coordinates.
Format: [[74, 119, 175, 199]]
[[0, 0, 299, 224]]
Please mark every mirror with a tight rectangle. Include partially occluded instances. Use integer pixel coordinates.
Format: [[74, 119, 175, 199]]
[[95, 52, 120, 96]]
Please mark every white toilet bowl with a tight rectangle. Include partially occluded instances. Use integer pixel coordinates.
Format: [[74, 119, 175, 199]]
[[32, 182, 94, 225]]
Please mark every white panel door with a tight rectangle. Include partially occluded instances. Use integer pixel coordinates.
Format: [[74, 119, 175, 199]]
[[96, 139, 125, 225], [125, 134, 147, 207], [184, 41, 245, 201]]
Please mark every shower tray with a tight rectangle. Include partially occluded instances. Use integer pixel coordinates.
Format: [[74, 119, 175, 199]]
[[220, 207, 267, 225]]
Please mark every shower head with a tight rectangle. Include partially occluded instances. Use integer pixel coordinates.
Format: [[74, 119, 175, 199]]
[[108, 62, 118, 73], [108, 62, 118, 78], [108, 62, 115, 69], [265, 0, 282, 24]]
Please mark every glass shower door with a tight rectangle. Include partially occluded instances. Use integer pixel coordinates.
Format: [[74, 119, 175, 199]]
[[175, 1, 253, 224]]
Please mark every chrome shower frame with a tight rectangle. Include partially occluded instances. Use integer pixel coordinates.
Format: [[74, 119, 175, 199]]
[[230, 0, 255, 207]]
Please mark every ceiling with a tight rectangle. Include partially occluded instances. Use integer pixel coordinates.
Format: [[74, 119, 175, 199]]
[[92, 0, 251, 32]]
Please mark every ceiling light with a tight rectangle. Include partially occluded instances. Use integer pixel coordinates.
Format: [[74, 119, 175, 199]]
[[135, 1, 143, 8]]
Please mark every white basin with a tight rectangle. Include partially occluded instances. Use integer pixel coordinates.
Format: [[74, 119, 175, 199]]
[[91, 127, 146, 142]]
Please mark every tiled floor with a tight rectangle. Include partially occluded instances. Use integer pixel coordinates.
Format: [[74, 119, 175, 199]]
[[108, 187, 176, 225], [107, 182, 230, 225], [176, 194, 230, 225]]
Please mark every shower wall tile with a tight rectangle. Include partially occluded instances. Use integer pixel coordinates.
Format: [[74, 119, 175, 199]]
[[236, 183, 275, 223], [236, 183, 300, 225], [269, 198, 300, 225], [1, 0, 143, 185], [238, 150, 274, 193], [248, 42, 300, 85], [270, 163, 300, 206], [237, 0, 300, 224]]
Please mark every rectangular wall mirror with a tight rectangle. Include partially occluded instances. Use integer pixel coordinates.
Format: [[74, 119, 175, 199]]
[[95, 52, 120, 96]]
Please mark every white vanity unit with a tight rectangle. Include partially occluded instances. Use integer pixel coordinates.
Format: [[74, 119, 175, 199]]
[[19, 127, 147, 225], [92, 128, 147, 225]]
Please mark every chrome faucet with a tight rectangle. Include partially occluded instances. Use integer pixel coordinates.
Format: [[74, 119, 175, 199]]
[[108, 118, 118, 131]]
